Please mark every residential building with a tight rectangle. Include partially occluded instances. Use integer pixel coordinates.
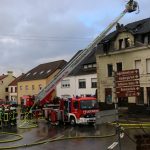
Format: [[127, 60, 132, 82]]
[[96, 18, 150, 109], [17, 60, 67, 104], [8, 73, 24, 103], [56, 49, 97, 99], [0, 71, 16, 101]]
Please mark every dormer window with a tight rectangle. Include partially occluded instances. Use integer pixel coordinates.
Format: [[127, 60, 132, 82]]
[[47, 69, 51, 74], [125, 38, 130, 48], [88, 64, 92, 68], [26, 73, 30, 77], [33, 72, 37, 75], [40, 71, 44, 74], [83, 65, 88, 69]]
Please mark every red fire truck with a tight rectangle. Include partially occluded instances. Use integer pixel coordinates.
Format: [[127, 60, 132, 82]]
[[43, 96, 99, 125]]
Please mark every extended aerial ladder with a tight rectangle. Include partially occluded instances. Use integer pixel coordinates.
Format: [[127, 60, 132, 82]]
[[28, 1, 139, 113]]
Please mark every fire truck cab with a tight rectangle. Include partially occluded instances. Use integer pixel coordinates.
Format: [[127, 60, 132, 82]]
[[21, 95, 34, 108]]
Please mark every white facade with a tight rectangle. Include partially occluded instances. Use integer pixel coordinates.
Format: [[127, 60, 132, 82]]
[[8, 86, 17, 101], [56, 74, 97, 99]]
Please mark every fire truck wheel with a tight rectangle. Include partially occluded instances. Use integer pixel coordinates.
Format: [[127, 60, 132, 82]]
[[70, 117, 76, 126]]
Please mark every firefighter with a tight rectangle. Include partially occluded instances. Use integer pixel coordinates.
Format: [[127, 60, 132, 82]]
[[126, 0, 139, 13], [10, 106, 17, 126], [0, 107, 2, 128], [3, 106, 10, 127]]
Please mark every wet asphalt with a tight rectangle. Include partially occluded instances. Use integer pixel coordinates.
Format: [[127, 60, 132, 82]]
[[0, 119, 150, 150]]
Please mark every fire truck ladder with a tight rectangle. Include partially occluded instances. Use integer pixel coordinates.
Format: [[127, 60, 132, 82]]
[[19, 0, 139, 128], [35, 0, 139, 103]]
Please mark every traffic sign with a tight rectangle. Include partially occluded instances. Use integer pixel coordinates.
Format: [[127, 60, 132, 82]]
[[117, 91, 140, 97], [116, 69, 139, 77], [116, 69, 139, 81], [116, 74, 139, 81], [116, 86, 140, 93], [115, 69, 140, 97], [116, 80, 140, 87]]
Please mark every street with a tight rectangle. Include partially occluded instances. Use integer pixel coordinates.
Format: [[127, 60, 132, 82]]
[[0, 119, 149, 150]]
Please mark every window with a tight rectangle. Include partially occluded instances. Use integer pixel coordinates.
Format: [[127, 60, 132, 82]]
[[84, 65, 88, 69], [25, 85, 28, 90], [119, 39, 123, 49], [39, 84, 42, 90], [73, 101, 79, 109], [5, 87, 8, 92], [144, 36, 149, 44], [11, 87, 13, 93], [125, 38, 130, 48], [135, 60, 141, 74], [136, 87, 144, 105], [147, 87, 150, 106], [20, 86, 22, 90], [107, 64, 113, 77], [93, 63, 97, 68], [26, 73, 30, 77], [91, 78, 97, 88], [47, 69, 51, 73], [32, 85, 35, 90], [88, 64, 92, 68], [105, 88, 112, 104], [146, 59, 150, 74], [117, 62, 122, 72], [83, 63, 96, 69], [61, 80, 70, 88], [33, 72, 37, 75], [40, 71, 44, 74], [79, 79, 86, 88], [15, 87, 17, 93]]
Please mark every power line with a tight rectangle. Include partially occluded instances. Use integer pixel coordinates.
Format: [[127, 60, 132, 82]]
[[0, 34, 93, 42]]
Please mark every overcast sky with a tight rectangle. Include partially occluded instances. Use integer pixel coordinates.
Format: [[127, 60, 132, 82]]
[[0, 0, 149, 76]]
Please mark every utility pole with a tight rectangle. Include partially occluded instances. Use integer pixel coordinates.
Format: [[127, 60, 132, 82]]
[[113, 70, 122, 150]]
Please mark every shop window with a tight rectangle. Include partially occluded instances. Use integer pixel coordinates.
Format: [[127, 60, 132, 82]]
[[105, 88, 112, 104], [147, 87, 150, 106], [136, 87, 144, 105]]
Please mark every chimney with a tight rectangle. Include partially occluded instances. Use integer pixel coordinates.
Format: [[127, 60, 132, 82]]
[[116, 23, 125, 32], [7, 71, 13, 76]]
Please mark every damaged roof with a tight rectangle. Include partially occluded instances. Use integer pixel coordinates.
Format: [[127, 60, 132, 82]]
[[102, 17, 150, 42]]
